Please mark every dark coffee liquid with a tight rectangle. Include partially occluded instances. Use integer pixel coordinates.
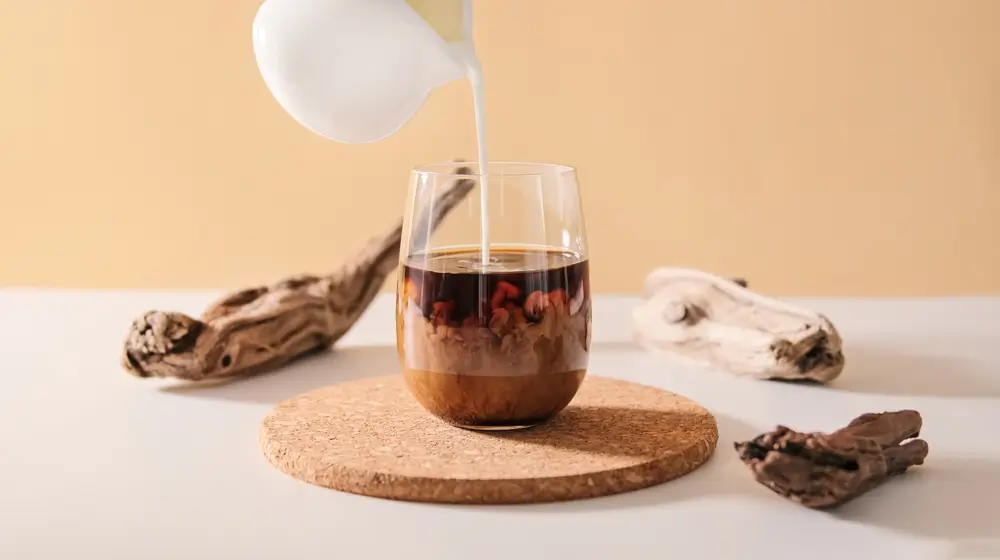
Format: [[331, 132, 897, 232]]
[[396, 247, 591, 429]]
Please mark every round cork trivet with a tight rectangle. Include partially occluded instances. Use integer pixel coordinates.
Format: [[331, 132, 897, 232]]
[[260, 375, 718, 504]]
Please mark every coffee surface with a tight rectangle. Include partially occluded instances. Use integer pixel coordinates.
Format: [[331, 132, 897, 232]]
[[396, 247, 591, 428]]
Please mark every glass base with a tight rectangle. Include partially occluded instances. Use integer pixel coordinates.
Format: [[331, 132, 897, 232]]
[[454, 422, 539, 432]]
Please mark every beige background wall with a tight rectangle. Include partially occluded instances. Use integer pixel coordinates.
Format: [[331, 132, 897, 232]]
[[1, 0, 998, 296]]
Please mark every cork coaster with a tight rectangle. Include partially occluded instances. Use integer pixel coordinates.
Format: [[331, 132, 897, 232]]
[[260, 375, 718, 504]]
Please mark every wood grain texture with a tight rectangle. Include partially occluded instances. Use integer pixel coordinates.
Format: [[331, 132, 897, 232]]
[[632, 268, 845, 382], [260, 375, 718, 504], [735, 410, 929, 508]]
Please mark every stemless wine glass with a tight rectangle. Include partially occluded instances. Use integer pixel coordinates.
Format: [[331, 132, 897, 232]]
[[396, 162, 591, 431]]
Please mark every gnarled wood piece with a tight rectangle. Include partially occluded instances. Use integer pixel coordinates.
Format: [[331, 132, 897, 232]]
[[735, 410, 929, 508], [632, 267, 845, 382], [122, 167, 474, 381]]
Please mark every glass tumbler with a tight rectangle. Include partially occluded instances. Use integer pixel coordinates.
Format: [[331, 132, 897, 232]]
[[396, 162, 591, 430]]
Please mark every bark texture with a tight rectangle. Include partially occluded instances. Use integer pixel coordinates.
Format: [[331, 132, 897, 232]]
[[735, 410, 929, 508], [632, 267, 845, 382], [122, 167, 474, 381]]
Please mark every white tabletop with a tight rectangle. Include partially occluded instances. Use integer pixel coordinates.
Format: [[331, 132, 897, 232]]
[[1, 290, 999, 560]]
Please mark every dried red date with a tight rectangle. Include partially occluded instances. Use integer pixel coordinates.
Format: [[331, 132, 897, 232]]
[[491, 280, 521, 310], [524, 290, 550, 321]]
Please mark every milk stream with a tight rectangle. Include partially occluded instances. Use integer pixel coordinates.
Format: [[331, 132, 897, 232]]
[[456, 41, 491, 266], [468, 66, 490, 265]]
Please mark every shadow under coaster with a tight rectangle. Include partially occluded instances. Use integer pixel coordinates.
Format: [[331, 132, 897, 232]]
[[260, 375, 719, 504]]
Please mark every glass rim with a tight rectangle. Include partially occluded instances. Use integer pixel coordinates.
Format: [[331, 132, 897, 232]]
[[411, 161, 576, 178]]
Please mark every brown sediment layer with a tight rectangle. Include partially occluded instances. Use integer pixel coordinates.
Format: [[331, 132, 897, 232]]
[[403, 368, 586, 428]]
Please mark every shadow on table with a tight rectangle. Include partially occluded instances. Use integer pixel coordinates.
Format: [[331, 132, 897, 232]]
[[159, 345, 399, 404], [810, 343, 1000, 398], [482, 417, 1000, 544], [831, 456, 1000, 543], [597, 339, 1000, 398], [466, 413, 774, 512]]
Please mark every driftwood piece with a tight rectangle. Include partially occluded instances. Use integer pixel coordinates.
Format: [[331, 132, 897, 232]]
[[631, 267, 845, 382], [122, 167, 474, 381], [734, 410, 929, 508]]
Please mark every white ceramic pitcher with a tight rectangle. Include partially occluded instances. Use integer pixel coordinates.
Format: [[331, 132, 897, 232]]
[[252, 0, 476, 143]]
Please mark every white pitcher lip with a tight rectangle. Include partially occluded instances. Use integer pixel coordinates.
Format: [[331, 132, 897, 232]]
[[412, 162, 576, 177]]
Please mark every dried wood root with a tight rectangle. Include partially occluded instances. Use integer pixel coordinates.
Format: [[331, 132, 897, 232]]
[[632, 267, 845, 382], [735, 410, 929, 508], [121, 167, 474, 381]]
